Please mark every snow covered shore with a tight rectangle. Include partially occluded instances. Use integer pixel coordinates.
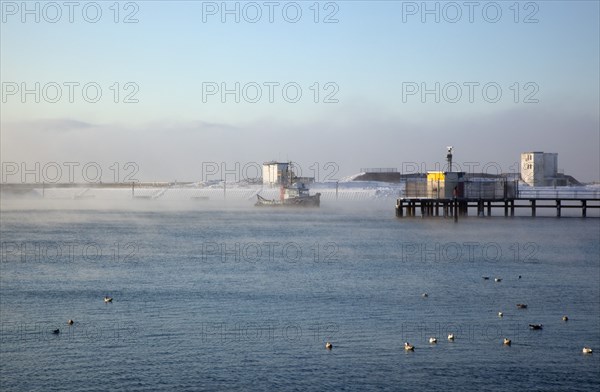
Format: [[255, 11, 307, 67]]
[[2, 182, 598, 202]]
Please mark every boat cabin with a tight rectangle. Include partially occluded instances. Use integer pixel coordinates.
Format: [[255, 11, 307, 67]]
[[284, 183, 310, 199]]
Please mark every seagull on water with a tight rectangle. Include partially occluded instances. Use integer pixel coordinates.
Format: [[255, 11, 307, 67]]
[[429, 337, 437, 344], [582, 347, 593, 354], [503, 338, 511, 345], [325, 342, 332, 350], [404, 342, 415, 351], [448, 334, 455, 341]]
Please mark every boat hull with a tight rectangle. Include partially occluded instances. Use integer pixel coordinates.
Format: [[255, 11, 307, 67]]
[[255, 193, 321, 207]]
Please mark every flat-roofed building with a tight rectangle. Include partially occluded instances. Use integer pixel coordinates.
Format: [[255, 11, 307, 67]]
[[521, 152, 558, 186]]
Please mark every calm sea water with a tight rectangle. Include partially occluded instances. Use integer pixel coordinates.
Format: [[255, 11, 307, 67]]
[[1, 200, 599, 391]]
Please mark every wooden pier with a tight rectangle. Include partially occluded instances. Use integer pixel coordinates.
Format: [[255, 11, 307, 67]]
[[396, 197, 600, 220]]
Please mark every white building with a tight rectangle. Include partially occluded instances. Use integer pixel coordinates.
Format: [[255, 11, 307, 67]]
[[521, 152, 558, 186], [262, 161, 290, 186]]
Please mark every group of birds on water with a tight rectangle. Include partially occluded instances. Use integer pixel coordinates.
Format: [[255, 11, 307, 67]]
[[402, 334, 455, 351], [50, 292, 594, 355], [325, 277, 594, 355], [51, 296, 113, 335]]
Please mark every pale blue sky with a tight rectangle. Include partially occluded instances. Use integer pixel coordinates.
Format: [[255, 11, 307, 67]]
[[1, 1, 599, 181]]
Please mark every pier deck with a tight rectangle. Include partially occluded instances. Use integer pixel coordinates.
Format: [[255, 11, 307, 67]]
[[396, 197, 600, 219]]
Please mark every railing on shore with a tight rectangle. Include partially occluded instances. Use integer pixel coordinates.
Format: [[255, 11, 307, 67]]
[[359, 168, 398, 173]]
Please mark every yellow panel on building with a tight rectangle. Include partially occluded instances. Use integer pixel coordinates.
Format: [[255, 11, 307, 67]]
[[427, 171, 445, 182]]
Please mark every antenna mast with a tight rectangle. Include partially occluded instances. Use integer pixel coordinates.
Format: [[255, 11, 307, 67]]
[[446, 146, 453, 171]]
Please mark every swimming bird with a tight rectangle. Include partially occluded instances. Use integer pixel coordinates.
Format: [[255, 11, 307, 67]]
[[429, 337, 437, 344], [498, 312, 503, 317], [404, 342, 415, 351], [516, 304, 528, 309], [52, 329, 60, 334], [529, 324, 543, 330], [448, 334, 455, 341], [503, 338, 511, 345], [104, 296, 113, 303], [67, 319, 74, 325], [518, 275, 522, 279], [582, 347, 593, 354], [562, 315, 569, 321], [325, 342, 332, 350], [422, 293, 428, 298], [482, 276, 490, 280], [495, 278, 502, 282]]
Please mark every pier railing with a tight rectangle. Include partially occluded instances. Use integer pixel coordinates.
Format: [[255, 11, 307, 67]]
[[516, 187, 600, 199]]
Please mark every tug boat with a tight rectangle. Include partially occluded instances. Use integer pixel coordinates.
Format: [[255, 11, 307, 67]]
[[255, 182, 321, 207]]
